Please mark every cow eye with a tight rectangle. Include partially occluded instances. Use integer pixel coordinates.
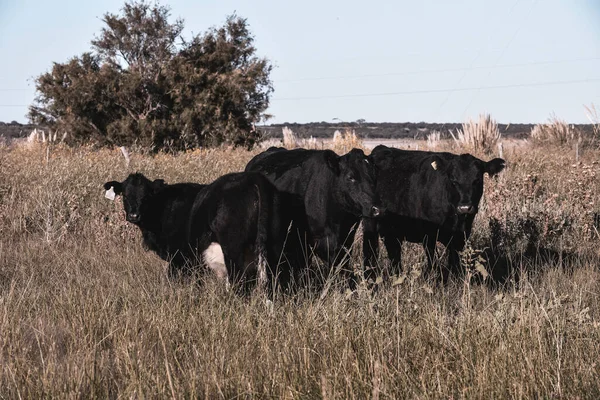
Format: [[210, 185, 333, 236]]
[[347, 175, 356, 183]]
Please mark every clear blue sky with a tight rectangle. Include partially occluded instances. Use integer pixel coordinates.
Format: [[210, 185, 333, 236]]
[[1, 0, 599, 124]]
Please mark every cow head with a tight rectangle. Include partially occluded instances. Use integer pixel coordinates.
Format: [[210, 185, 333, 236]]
[[430, 154, 505, 215], [103, 173, 166, 225], [328, 148, 381, 217]]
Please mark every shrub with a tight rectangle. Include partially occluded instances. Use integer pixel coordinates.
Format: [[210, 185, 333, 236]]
[[28, 1, 273, 151], [451, 114, 501, 154]]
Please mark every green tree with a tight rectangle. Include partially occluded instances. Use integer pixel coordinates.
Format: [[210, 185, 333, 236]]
[[29, 1, 273, 150]]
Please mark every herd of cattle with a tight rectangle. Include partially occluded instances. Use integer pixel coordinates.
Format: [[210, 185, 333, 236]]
[[104, 145, 505, 293]]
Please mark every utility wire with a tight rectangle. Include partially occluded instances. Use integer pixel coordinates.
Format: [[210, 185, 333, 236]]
[[272, 77, 600, 101], [1, 77, 598, 106], [434, 0, 524, 118], [276, 56, 600, 84], [460, 0, 539, 118]]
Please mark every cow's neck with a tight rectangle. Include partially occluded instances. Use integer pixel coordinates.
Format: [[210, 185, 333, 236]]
[[305, 178, 355, 240]]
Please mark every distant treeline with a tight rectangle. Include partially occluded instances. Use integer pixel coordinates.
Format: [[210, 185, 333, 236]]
[[2, 120, 597, 142], [259, 122, 597, 140], [0, 121, 41, 140]]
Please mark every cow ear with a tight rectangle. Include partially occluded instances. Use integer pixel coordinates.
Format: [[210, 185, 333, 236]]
[[104, 181, 123, 194], [485, 158, 506, 177], [152, 179, 166, 190], [370, 146, 393, 170], [324, 150, 341, 175]]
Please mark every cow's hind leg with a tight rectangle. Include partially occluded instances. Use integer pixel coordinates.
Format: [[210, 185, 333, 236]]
[[221, 246, 253, 295], [166, 251, 194, 281]]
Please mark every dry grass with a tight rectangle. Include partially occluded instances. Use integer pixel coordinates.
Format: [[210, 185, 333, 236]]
[[280, 127, 325, 150], [426, 130, 442, 149], [1, 141, 600, 398], [451, 114, 501, 154], [331, 129, 363, 153], [584, 103, 600, 142], [282, 126, 299, 148], [531, 115, 580, 147]]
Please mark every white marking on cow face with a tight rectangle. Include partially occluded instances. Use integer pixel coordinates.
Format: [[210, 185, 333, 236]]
[[431, 161, 438, 170], [203, 243, 228, 283], [105, 187, 116, 201]]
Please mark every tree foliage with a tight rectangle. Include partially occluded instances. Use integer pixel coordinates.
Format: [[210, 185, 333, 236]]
[[29, 1, 273, 150]]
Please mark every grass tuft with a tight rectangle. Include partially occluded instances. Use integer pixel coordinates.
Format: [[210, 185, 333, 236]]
[[451, 114, 501, 154]]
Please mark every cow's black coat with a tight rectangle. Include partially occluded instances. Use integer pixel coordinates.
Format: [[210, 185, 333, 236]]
[[245, 147, 380, 286], [104, 173, 205, 274], [362, 145, 505, 282], [187, 171, 302, 292]]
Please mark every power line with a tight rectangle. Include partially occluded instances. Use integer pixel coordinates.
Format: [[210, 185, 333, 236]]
[[460, 0, 539, 119], [1, 77, 597, 106], [1, 57, 598, 91], [435, 0, 525, 118], [272, 77, 600, 101], [276, 56, 600, 84]]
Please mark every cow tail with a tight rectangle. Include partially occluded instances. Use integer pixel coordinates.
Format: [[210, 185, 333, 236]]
[[254, 182, 270, 289]]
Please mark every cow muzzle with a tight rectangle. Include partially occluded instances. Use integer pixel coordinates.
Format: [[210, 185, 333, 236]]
[[456, 205, 475, 215], [127, 213, 141, 223]]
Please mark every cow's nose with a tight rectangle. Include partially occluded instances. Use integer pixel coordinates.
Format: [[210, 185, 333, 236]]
[[457, 205, 474, 214], [128, 213, 140, 222], [371, 206, 381, 217]]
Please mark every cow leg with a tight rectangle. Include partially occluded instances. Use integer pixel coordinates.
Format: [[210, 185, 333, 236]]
[[447, 237, 465, 279], [336, 219, 360, 291], [448, 247, 461, 277], [339, 252, 357, 291], [222, 247, 253, 295], [422, 236, 442, 283], [166, 251, 190, 280], [362, 217, 380, 284], [383, 234, 403, 277], [270, 255, 292, 294]]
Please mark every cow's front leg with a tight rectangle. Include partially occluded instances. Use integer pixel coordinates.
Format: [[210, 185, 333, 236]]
[[447, 236, 466, 279], [383, 234, 403, 278], [362, 217, 380, 284], [422, 235, 440, 283]]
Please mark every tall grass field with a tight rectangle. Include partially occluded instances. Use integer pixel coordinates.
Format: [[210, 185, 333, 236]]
[[1, 138, 600, 398]]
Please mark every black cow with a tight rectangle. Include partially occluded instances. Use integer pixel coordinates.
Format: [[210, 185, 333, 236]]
[[104, 173, 205, 276], [245, 147, 380, 286], [186, 171, 301, 293], [363, 145, 505, 283]]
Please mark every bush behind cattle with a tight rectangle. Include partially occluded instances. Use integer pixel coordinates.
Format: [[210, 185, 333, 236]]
[[1, 142, 600, 397]]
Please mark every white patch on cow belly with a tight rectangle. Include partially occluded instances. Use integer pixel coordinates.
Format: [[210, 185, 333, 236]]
[[203, 243, 228, 282]]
